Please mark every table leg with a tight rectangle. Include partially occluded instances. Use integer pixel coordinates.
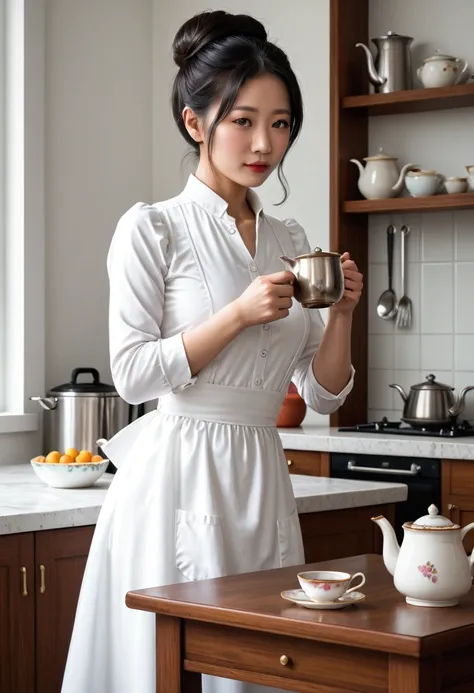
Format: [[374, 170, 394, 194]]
[[155, 614, 202, 693], [389, 655, 440, 693]]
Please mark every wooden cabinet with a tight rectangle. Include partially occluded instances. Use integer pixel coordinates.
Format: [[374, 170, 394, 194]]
[[0, 533, 35, 693], [284, 450, 329, 477], [442, 460, 474, 553], [0, 526, 94, 693]]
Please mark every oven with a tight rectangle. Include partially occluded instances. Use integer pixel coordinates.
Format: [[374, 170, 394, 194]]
[[330, 453, 441, 542]]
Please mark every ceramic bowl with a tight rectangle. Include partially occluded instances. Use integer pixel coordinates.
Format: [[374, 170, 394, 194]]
[[444, 177, 468, 194], [405, 170, 441, 197], [30, 459, 109, 488]]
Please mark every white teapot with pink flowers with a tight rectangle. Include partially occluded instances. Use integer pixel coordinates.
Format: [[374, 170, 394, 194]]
[[372, 505, 474, 607]]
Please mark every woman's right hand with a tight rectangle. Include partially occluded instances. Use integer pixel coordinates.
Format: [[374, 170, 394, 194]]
[[234, 271, 295, 328]]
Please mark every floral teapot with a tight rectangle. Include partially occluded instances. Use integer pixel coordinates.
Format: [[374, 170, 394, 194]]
[[372, 505, 474, 607]]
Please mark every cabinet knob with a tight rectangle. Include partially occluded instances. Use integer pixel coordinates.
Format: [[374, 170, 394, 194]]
[[287, 459, 293, 467], [280, 654, 289, 666], [20, 567, 28, 597], [448, 503, 458, 511]]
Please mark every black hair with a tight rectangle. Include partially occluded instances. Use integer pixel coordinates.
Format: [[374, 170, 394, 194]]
[[171, 10, 303, 204]]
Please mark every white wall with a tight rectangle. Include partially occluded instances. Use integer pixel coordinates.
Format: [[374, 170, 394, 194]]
[[367, 0, 474, 423]]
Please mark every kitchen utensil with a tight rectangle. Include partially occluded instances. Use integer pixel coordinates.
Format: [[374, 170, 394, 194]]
[[279, 248, 344, 309], [373, 504, 474, 607], [350, 148, 416, 200], [390, 373, 474, 428], [377, 225, 398, 320], [356, 31, 414, 93], [417, 50, 469, 88], [396, 225, 412, 329], [30, 367, 142, 456], [405, 170, 443, 197]]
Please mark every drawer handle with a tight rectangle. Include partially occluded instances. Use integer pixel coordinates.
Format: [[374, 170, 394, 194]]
[[39, 565, 46, 594], [280, 654, 290, 666], [20, 567, 28, 597], [287, 459, 293, 466]]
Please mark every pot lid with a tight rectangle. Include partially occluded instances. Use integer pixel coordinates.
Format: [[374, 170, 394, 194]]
[[364, 146, 398, 162], [411, 373, 454, 392], [49, 368, 117, 396], [373, 31, 413, 42], [407, 504, 459, 530], [423, 49, 458, 63], [298, 247, 340, 259]]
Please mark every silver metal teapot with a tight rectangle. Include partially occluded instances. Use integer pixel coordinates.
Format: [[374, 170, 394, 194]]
[[356, 31, 414, 93], [390, 374, 474, 428], [279, 248, 344, 309]]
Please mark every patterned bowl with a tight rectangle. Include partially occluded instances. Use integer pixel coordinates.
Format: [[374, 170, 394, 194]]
[[30, 459, 109, 489]]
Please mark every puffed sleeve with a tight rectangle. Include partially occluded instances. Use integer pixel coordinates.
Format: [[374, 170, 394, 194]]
[[284, 218, 355, 415], [107, 203, 196, 404]]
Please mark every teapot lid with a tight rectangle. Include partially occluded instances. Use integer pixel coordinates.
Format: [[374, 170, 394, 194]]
[[406, 504, 459, 531], [423, 49, 458, 63], [411, 373, 454, 392], [373, 31, 413, 42], [364, 146, 397, 162], [298, 247, 341, 259]]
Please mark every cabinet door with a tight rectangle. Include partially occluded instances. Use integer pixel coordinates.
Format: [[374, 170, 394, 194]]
[[284, 450, 330, 476], [442, 460, 474, 554], [0, 533, 35, 693], [35, 525, 95, 693]]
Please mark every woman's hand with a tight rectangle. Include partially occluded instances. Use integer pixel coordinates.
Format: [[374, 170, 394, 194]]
[[331, 252, 363, 316], [234, 271, 294, 328]]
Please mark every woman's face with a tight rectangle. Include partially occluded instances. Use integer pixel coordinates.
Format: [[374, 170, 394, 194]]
[[200, 73, 292, 188]]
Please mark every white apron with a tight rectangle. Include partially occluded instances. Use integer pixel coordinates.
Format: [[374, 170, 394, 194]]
[[61, 176, 353, 693]]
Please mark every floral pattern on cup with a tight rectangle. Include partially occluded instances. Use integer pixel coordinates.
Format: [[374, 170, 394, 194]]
[[418, 561, 438, 583], [317, 582, 342, 591]]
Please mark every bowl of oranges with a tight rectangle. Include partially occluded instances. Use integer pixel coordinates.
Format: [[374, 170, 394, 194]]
[[31, 448, 109, 489]]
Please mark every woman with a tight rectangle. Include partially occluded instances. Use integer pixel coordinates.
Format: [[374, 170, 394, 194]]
[[62, 10, 363, 693]]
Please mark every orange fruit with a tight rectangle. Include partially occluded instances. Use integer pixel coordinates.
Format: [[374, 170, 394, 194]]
[[65, 447, 79, 460], [75, 450, 92, 463], [91, 455, 103, 462], [59, 454, 74, 464], [33, 455, 46, 463], [45, 451, 61, 464]]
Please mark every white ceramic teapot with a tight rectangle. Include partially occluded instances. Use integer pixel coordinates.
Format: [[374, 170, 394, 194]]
[[372, 504, 474, 607], [350, 147, 416, 200], [417, 50, 469, 88]]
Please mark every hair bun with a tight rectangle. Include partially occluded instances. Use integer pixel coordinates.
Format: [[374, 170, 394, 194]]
[[173, 10, 267, 69]]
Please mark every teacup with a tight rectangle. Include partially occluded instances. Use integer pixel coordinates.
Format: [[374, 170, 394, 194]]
[[297, 570, 366, 603], [405, 170, 442, 197], [444, 177, 468, 194]]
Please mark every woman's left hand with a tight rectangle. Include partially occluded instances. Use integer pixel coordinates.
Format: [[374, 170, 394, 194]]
[[331, 252, 363, 316]]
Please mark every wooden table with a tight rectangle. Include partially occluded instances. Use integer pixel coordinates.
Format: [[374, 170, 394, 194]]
[[126, 554, 474, 693]]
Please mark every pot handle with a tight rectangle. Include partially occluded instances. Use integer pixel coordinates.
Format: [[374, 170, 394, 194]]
[[70, 367, 100, 385]]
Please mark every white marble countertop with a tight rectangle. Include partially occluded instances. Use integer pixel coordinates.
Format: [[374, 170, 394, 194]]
[[279, 425, 474, 460], [0, 464, 407, 535]]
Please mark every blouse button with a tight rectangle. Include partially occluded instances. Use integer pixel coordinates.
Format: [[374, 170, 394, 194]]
[[263, 324, 270, 331], [255, 378, 262, 386], [261, 350, 267, 358], [249, 264, 258, 272], [228, 227, 236, 235]]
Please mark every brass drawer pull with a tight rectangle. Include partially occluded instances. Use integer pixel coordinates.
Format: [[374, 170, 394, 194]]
[[39, 564, 46, 594], [287, 459, 293, 466], [20, 567, 28, 597], [280, 654, 289, 666], [448, 503, 457, 510]]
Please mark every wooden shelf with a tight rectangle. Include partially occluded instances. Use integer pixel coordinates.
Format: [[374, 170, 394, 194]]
[[342, 82, 474, 116], [343, 192, 474, 214]]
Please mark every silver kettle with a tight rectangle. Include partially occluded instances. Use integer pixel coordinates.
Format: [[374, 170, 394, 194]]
[[356, 31, 414, 93], [279, 247, 344, 309], [30, 367, 143, 458], [390, 374, 474, 429]]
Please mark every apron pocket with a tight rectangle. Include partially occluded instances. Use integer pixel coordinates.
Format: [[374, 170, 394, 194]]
[[277, 508, 305, 568], [176, 509, 227, 581]]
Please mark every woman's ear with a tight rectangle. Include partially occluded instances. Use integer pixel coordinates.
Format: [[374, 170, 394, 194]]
[[182, 107, 203, 144]]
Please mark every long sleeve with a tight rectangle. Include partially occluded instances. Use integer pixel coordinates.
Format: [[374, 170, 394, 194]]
[[107, 203, 196, 404], [284, 218, 355, 415]]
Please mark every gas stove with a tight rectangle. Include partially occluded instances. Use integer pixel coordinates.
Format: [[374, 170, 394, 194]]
[[338, 417, 474, 438]]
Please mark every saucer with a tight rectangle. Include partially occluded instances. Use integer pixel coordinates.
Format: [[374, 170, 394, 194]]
[[281, 589, 366, 610]]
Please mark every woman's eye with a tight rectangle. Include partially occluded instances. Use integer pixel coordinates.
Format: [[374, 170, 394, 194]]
[[273, 119, 290, 129], [234, 118, 251, 127]]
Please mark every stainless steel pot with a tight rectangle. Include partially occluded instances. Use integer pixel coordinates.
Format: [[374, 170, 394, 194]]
[[30, 367, 139, 455], [390, 374, 474, 429], [279, 247, 344, 309]]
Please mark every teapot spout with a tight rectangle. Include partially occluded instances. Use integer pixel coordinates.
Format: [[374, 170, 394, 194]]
[[392, 163, 417, 196], [389, 383, 408, 403], [349, 158, 365, 180], [448, 385, 474, 418], [355, 42, 386, 87], [372, 515, 400, 576], [279, 256, 296, 273]]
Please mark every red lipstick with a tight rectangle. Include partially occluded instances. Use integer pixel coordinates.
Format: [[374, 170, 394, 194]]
[[246, 163, 269, 173]]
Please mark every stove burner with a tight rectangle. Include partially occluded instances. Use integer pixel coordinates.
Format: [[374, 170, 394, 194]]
[[339, 417, 474, 438]]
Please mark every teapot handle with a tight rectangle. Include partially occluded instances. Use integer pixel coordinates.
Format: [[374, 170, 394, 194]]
[[460, 522, 474, 577]]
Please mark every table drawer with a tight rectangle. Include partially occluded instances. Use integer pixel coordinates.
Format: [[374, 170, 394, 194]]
[[284, 450, 329, 476], [185, 621, 387, 692]]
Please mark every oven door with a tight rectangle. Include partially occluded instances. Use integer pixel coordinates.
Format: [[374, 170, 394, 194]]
[[330, 453, 441, 542]]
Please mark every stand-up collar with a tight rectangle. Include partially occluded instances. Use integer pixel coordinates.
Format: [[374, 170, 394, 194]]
[[183, 174, 263, 219]]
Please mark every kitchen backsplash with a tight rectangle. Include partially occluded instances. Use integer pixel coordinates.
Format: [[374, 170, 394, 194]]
[[368, 210, 474, 423]]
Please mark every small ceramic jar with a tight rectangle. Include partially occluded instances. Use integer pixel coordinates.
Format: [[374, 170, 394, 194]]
[[466, 165, 474, 191], [405, 170, 442, 197], [444, 177, 468, 194], [417, 50, 469, 88]]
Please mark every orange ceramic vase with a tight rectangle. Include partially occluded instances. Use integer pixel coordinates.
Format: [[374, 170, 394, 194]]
[[276, 383, 307, 428]]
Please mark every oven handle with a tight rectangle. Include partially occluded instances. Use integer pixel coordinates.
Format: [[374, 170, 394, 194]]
[[347, 461, 421, 476]]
